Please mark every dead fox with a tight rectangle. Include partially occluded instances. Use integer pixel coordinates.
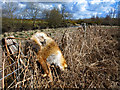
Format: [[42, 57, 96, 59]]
[[31, 32, 67, 82]]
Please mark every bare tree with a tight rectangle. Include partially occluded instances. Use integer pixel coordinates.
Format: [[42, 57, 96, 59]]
[[2, 2, 19, 32], [42, 9, 50, 20], [109, 8, 116, 18], [61, 5, 66, 20], [2, 2, 18, 19], [61, 5, 72, 20], [117, 3, 120, 26], [25, 2, 41, 27], [107, 8, 116, 26]]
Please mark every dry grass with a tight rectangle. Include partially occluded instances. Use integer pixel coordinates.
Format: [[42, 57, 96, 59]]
[[1, 26, 120, 89]]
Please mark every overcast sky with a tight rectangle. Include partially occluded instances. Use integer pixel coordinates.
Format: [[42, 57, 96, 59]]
[[0, 0, 119, 19]]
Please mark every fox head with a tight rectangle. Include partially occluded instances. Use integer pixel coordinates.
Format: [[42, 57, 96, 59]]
[[31, 32, 46, 46]]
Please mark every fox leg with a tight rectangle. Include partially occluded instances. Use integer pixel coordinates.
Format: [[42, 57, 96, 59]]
[[37, 56, 49, 76], [37, 55, 53, 82]]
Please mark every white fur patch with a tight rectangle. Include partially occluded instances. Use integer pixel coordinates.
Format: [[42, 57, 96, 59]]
[[47, 51, 63, 70]]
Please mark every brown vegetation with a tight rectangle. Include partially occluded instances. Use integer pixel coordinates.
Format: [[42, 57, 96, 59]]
[[1, 26, 120, 89]]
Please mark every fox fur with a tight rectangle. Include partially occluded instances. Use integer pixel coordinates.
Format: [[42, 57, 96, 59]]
[[31, 32, 67, 82]]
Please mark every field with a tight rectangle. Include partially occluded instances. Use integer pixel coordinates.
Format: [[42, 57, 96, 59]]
[[0, 26, 120, 88]]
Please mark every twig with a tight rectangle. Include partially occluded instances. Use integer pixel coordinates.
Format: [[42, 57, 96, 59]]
[[10, 77, 31, 88], [4, 38, 15, 80], [7, 67, 27, 89], [6, 37, 30, 40], [88, 81, 93, 88], [2, 52, 5, 89], [4, 38, 10, 55], [0, 62, 17, 73], [15, 41, 21, 88], [79, 42, 84, 56], [0, 67, 22, 81], [52, 65, 60, 81], [23, 67, 28, 87]]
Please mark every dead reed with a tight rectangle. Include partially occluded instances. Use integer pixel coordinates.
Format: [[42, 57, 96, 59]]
[[1, 26, 119, 89]]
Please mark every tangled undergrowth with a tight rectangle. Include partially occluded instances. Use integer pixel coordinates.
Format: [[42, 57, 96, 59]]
[[1, 26, 120, 89], [51, 26, 120, 88]]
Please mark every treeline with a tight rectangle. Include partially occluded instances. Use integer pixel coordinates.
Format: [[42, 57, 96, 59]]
[[2, 17, 72, 32], [2, 15, 119, 33], [76, 15, 119, 26]]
